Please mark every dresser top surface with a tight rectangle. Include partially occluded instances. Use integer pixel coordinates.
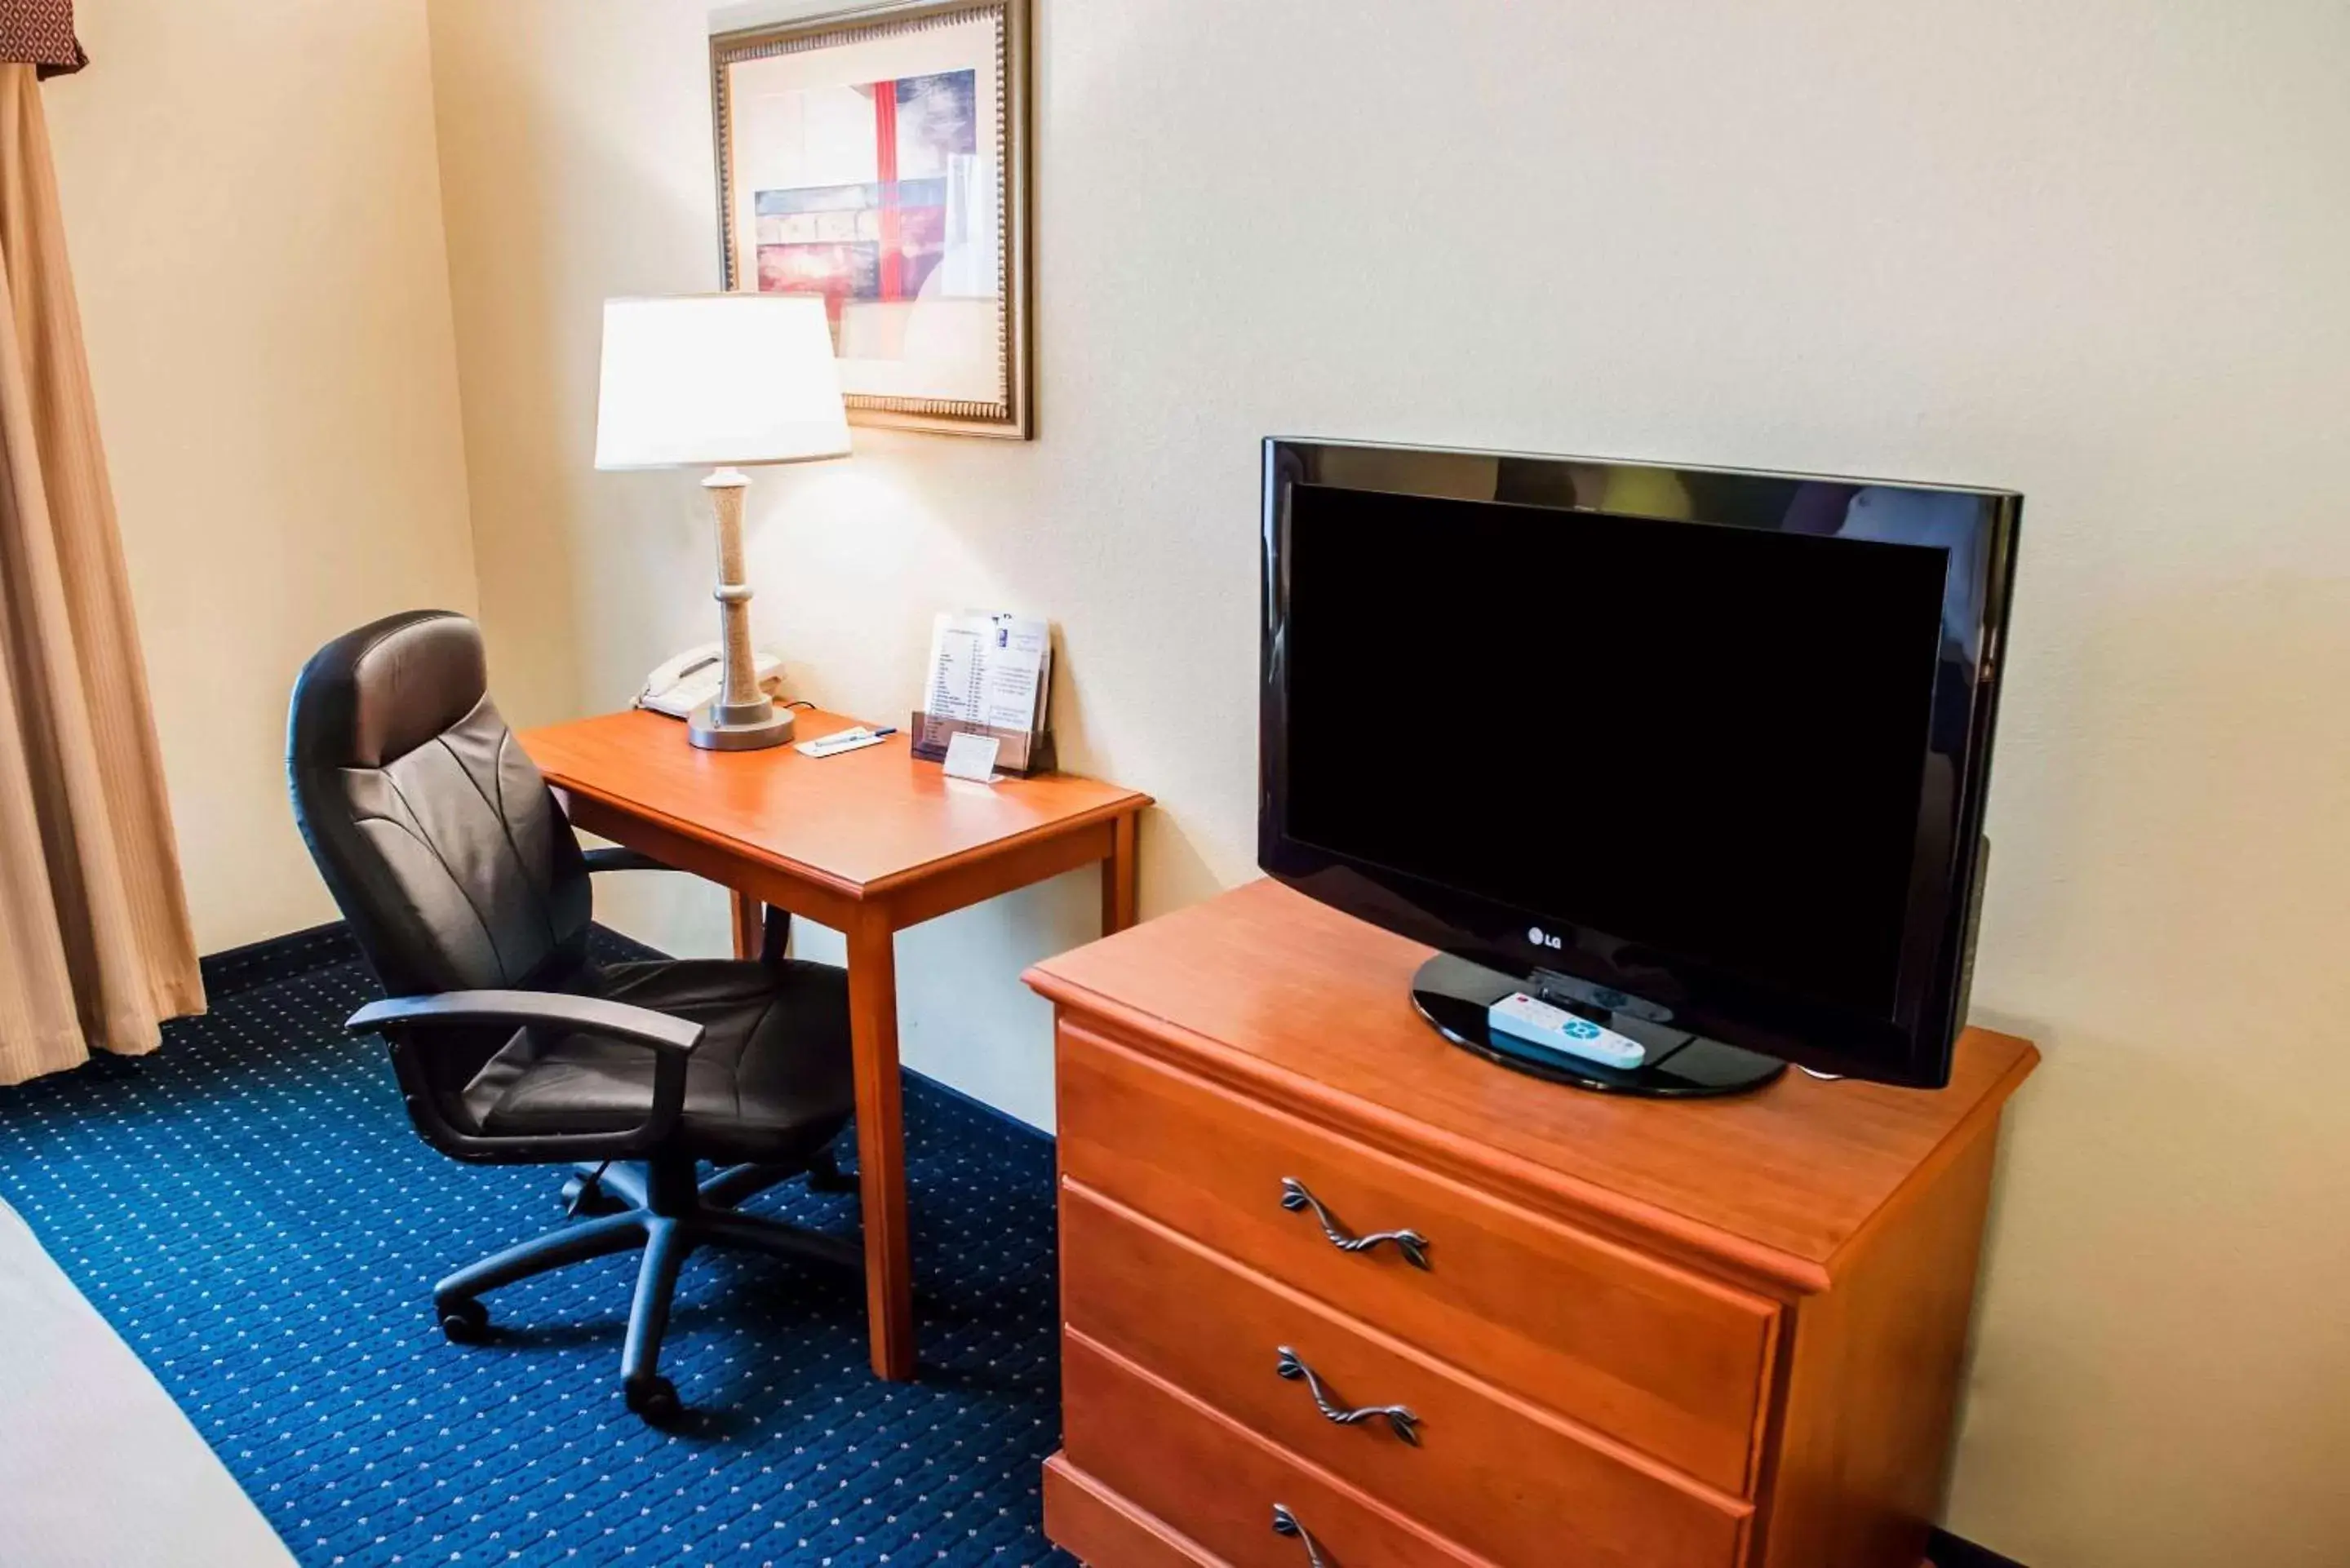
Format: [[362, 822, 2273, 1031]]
[[1027, 879, 2037, 1282]]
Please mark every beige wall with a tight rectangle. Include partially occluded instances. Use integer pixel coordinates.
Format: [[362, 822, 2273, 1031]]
[[45, 0, 477, 953], [418, 2, 2350, 1564]]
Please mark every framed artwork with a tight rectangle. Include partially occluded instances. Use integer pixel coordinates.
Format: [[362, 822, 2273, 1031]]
[[712, 0, 1031, 439]]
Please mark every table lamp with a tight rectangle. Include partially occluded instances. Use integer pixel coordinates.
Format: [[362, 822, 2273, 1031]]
[[594, 294, 851, 750]]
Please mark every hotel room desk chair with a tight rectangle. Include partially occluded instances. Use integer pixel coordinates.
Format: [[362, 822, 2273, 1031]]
[[287, 609, 862, 1424], [518, 698, 1151, 1382]]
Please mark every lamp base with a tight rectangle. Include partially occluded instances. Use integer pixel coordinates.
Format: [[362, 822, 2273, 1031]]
[[686, 699, 795, 751]]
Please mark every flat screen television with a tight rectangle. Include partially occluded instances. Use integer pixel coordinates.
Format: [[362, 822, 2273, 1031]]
[[1259, 439, 2021, 1094]]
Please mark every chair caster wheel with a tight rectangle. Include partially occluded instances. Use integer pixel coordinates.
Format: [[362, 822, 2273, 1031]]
[[561, 1174, 625, 1217], [805, 1149, 856, 1194], [625, 1375, 682, 1424], [438, 1298, 490, 1344]]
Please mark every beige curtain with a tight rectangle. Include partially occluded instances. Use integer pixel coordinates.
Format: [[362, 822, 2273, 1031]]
[[0, 62, 202, 1085]]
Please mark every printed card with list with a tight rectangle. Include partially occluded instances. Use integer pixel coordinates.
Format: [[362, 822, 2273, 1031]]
[[922, 610, 1051, 737]]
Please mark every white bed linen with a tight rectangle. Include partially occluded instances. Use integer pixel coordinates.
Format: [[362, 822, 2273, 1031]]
[[0, 1197, 296, 1567]]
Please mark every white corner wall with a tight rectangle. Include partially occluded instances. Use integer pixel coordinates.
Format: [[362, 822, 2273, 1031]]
[[423, 2, 2350, 1565], [46, 0, 478, 952]]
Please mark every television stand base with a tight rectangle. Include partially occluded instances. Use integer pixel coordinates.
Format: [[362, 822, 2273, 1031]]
[[1410, 952, 1786, 1098]]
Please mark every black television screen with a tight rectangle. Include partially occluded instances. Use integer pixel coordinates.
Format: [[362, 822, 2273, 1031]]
[[1259, 440, 2020, 1089]]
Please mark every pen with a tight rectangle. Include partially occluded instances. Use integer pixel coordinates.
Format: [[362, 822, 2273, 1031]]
[[809, 725, 897, 751]]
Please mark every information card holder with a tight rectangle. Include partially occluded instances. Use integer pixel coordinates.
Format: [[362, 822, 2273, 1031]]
[[909, 711, 1057, 777]]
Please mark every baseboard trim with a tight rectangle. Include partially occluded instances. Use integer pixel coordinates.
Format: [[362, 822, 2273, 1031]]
[[1929, 1527, 2030, 1567], [904, 1064, 1053, 1145], [200, 920, 361, 1000], [197, 919, 673, 1002]]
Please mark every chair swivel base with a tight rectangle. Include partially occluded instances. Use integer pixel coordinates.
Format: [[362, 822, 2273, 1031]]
[[433, 1149, 860, 1423]]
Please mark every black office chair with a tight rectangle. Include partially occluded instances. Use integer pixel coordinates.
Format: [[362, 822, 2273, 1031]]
[[287, 609, 861, 1422]]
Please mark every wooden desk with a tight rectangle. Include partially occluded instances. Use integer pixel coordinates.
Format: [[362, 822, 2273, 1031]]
[[521, 706, 1151, 1380]]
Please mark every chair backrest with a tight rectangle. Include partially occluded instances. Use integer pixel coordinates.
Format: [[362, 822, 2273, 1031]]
[[287, 609, 591, 998]]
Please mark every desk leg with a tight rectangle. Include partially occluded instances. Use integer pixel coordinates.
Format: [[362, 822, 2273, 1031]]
[[1101, 811, 1139, 935], [846, 909, 916, 1380], [729, 891, 763, 961]]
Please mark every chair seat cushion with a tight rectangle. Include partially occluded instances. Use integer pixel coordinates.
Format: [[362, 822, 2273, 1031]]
[[459, 958, 855, 1164]]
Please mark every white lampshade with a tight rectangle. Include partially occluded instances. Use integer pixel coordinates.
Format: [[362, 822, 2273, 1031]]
[[594, 294, 851, 470]]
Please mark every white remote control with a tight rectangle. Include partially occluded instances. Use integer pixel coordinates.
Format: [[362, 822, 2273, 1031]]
[[1487, 992, 1648, 1070]]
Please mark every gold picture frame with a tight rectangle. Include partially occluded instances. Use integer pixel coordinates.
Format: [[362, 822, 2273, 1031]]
[[712, 0, 1031, 439]]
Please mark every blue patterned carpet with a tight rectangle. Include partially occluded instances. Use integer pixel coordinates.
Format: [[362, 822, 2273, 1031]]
[[0, 930, 1076, 1567]]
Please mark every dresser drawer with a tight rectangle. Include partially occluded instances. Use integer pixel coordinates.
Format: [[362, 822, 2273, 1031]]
[[1065, 1182, 1751, 1568], [1062, 1329, 1490, 1568], [1058, 1021, 1780, 1493]]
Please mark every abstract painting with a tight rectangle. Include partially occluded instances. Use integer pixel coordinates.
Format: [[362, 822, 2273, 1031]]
[[715, 2, 1030, 437]]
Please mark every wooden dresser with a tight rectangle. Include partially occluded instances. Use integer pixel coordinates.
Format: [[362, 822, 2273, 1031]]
[[1022, 879, 2037, 1568]]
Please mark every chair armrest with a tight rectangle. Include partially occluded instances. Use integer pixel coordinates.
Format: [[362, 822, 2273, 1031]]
[[348, 989, 702, 1164], [346, 990, 703, 1056], [581, 846, 678, 876], [580, 844, 794, 967]]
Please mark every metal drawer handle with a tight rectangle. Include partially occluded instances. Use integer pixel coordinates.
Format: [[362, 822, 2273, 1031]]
[[1272, 1503, 1331, 1566], [1276, 1346, 1421, 1446], [1279, 1177, 1431, 1270]]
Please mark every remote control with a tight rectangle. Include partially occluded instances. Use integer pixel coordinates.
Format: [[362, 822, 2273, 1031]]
[[1486, 992, 1647, 1070]]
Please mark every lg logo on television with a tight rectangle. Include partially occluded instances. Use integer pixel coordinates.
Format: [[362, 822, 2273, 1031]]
[[1527, 926, 1563, 950]]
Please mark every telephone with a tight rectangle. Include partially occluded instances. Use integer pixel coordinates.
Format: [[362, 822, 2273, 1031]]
[[637, 644, 786, 720]]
